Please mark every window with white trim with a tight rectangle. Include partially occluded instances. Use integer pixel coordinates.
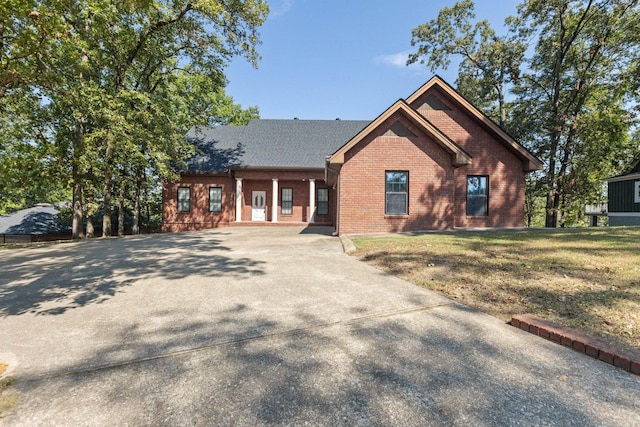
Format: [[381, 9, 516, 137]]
[[281, 188, 293, 215], [209, 187, 222, 212], [177, 187, 190, 212], [317, 188, 329, 215], [385, 171, 408, 215], [467, 176, 488, 216]]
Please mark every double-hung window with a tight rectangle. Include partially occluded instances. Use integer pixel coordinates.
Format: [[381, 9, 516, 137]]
[[385, 171, 408, 215], [209, 187, 222, 212], [281, 188, 293, 215], [317, 188, 329, 215], [467, 176, 488, 216], [177, 187, 191, 212]]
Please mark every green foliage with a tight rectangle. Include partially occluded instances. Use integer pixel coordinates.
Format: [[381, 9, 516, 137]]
[[0, 91, 70, 214], [410, 0, 640, 227], [408, 0, 525, 127], [0, 0, 267, 234]]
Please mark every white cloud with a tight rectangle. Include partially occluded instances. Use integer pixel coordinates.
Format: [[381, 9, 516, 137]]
[[373, 51, 422, 70], [269, 0, 294, 18]]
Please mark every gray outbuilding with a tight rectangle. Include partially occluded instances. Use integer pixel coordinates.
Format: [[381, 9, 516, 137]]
[[607, 159, 640, 226]]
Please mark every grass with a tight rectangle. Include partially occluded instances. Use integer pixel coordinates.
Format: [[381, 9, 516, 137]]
[[0, 363, 19, 417], [352, 227, 640, 349]]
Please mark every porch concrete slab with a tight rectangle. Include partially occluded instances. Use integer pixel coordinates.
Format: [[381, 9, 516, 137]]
[[0, 226, 639, 426]]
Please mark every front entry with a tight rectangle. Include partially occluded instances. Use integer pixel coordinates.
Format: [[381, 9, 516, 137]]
[[251, 191, 266, 221]]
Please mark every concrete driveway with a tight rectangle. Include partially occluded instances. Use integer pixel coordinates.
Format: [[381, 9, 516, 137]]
[[0, 226, 638, 426]]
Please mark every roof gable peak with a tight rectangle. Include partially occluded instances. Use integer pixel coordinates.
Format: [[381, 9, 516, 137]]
[[407, 76, 543, 172], [328, 99, 471, 168]]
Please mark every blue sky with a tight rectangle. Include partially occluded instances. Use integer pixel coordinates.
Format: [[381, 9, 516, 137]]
[[225, 0, 517, 120]]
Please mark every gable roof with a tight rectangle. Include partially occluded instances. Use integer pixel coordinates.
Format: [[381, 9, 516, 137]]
[[183, 77, 542, 175], [329, 99, 472, 167], [185, 119, 370, 172], [407, 76, 543, 172]]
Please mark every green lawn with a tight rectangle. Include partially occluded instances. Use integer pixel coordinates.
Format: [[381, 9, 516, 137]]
[[352, 227, 640, 349]]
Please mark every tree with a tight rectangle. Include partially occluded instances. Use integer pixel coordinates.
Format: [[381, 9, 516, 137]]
[[409, 0, 640, 227], [0, 88, 70, 214], [408, 0, 524, 128], [1, 0, 268, 237], [511, 0, 639, 227]]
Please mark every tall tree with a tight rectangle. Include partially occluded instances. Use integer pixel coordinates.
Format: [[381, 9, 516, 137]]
[[1, 0, 268, 237], [511, 0, 639, 227], [409, 0, 640, 227], [408, 0, 524, 127]]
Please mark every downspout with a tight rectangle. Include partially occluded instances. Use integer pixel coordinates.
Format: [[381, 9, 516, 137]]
[[336, 175, 341, 236]]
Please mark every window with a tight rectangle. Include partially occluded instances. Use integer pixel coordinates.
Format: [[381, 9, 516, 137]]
[[635, 181, 640, 203], [177, 187, 190, 212], [385, 171, 408, 215], [317, 188, 329, 215], [209, 187, 222, 212], [467, 176, 488, 216], [281, 188, 293, 215]]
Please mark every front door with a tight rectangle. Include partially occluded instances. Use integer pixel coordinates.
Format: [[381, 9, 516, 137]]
[[251, 191, 266, 221]]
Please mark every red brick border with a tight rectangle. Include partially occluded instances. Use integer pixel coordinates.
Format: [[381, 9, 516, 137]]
[[511, 314, 640, 376]]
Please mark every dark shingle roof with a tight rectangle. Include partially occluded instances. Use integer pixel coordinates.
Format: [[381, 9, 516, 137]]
[[0, 204, 71, 235], [184, 119, 370, 172]]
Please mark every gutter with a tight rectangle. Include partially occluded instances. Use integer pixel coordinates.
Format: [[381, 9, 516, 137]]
[[324, 157, 341, 188]]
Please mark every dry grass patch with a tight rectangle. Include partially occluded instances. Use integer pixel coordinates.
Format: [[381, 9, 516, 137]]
[[0, 363, 19, 417], [352, 227, 640, 349]]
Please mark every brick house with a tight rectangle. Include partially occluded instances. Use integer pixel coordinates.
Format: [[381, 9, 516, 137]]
[[162, 76, 542, 234]]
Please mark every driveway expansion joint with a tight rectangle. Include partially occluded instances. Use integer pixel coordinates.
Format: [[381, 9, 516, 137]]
[[19, 302, 455, 383], [511, 313, 640, 375]]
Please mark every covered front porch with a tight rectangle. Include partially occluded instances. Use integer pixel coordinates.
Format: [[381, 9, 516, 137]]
[[232, 169, 335, 226]]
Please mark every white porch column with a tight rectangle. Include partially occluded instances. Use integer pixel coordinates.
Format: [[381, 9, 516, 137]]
[[235, 178, 243, 222], [272, 178, 278, 223], [309, 178, 316, 224]]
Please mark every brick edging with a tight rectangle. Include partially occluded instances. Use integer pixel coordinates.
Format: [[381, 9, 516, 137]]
[[511, 314, 640, 376]]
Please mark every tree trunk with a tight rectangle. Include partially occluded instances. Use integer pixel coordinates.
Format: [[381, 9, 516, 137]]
[[71, 123, 85, 239], [132, 167, 142, 235], [102, 142, 114, 237], [118, 172, 126, 236], [132, 199, 140, 235], [86, 217, 95, 238], [143, 168, 150, 233], [118, 207, 125, 236], [72, 176, 84, 239], [545, 191, 557, 228], [497, 83, 506, 129], [544, 145, 559, 228]]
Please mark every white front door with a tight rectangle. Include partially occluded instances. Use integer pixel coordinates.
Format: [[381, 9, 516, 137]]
[[251, 191, 266, 221]]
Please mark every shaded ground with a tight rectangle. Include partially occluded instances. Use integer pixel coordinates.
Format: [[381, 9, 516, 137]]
[[352, 227, 640, 349], [0, 226, 639, 426]]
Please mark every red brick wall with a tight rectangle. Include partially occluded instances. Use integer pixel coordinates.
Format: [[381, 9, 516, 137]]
[[234, 170, 333, 223], [338, 91, 527, 235], [162, 174, 234, 232], [162, 170, 335, 232], [338, 113, 456, 235], [412, 88, 525, 228]]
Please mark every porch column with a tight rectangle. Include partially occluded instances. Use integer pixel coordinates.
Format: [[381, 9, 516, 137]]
[[309, 178, 316, 224], [235, 178, 243, 222], [272, 178, 278, 223]]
